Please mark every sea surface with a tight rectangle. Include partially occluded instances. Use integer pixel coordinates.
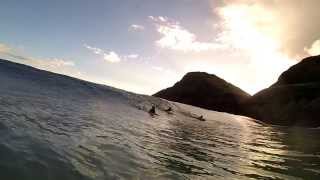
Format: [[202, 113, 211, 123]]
[[0, 88, 319, 180]]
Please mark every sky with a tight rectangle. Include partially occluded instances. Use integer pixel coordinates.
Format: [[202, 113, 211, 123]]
[[1, 0, 320, 95]]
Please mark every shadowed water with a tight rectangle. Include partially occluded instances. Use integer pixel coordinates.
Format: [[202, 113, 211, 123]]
[[0, 89, 319, 180]]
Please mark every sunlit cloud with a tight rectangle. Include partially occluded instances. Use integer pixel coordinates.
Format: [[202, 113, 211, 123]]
[[125, 54, 139, 59], [27, 58, 82, 77], [305, 39, 320, 56], [36, 58, 75, 67], [0, 43, 11, 54], [217, 0, 320, 57], [84, 44, 140, 63], [150, 16, 224, 52], [83, 44, 103, 54], [151, 66, 164, 72], [103, 51, 121, 63], [211, 2, 297, 93], [84, 44, 121, 63], [149, 16, 168, 23], [129, 24, 145, 31]]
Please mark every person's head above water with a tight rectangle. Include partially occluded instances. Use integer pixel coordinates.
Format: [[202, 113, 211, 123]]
[[149, 105, 156, 114]]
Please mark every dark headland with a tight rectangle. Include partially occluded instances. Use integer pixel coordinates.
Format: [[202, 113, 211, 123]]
[[154, 55, 320, 127], [244, 55, 320, 127], [154, 72, 250, 115]]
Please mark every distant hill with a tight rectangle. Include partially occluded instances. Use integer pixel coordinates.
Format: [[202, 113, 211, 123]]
[[154, 72, 251, 115], [245, 55, 320, 127]]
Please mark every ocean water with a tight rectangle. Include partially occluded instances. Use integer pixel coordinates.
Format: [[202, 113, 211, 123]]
[[0, 89, 319, 180]]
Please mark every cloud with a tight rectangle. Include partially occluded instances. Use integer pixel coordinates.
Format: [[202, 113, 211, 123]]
[[125, 54, 139, 59], [151, 66, 164, 71], [216, 0, 320, 58], [305, 39, 320, 56], [150, 16, 224, 52], [15, 56, 77, 75], [103, 51, 121, 63], [208, 1, 299, 94], [149, 16, 168, 23], [84, 44, 121, 63], [84, 44, 139, 63], [129, 24, 145, 31], [25, 57, 82, 77], [83, 44, 103, 54], [0, 43, 11, 54], [34, 58, 75, 68]]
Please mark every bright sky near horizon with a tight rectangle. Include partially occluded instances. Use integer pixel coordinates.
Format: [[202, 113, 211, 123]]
[[1, 0, 320, 95]]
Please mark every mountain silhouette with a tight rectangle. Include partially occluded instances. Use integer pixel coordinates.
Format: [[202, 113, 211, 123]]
[[245, 55, 320, 127], [154, 72, 250, 115]]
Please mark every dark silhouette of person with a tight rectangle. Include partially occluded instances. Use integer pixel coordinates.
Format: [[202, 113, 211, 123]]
[[149, 105, 156, 114], [198, 115, 205, 121]]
